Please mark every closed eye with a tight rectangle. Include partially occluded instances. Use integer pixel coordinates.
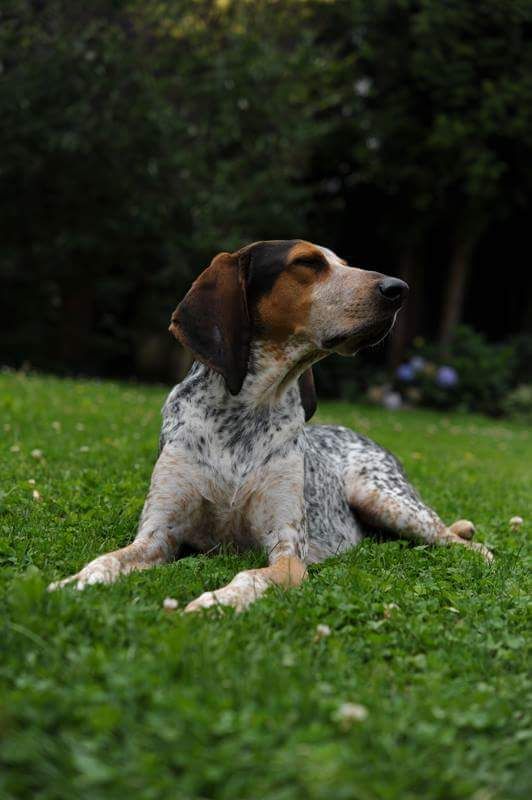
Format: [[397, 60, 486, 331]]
[[292, 256, 326, 271]]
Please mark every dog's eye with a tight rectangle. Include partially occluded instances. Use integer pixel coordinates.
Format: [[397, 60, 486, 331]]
[[292, 256, 325, 270]]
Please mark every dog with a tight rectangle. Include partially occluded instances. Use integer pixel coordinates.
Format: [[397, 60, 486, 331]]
[[49, 240, 492, 609]]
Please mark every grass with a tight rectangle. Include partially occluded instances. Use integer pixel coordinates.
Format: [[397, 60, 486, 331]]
[[0, 371, 530, 800]]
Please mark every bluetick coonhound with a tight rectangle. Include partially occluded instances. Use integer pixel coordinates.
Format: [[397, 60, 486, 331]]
[[49, 240, 492, 609]]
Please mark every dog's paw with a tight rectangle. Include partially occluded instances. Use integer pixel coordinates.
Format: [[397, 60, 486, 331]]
[[184, 586, 247, 613], [184, 590, 224, 613], [48, 555, 121, 591], [448, 519, 476, 540], [47, 573, 81, 592], [184, 571, 271, 613]]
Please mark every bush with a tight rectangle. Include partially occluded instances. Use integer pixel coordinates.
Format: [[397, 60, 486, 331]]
[[392, 326, 522, 416], [502, 384, 532, 422]]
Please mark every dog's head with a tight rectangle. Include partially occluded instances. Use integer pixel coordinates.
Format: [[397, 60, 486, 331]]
[[169, 240, 408, 418]]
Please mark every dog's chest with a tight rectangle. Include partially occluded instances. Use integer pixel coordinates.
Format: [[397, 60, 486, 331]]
[[174, 411, 301, 546], [182, 456, 298, 552], [161, 371, 305, 548], [192, 470, 261, 547]]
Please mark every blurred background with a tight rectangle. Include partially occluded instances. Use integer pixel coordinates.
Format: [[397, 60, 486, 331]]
[[2, 0, 531, 417]]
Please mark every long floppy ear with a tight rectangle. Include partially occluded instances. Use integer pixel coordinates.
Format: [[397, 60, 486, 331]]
[[170, 252, 250, 395], [298, 367, 317, 421]]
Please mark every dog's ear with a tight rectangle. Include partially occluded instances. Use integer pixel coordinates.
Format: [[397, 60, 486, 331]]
[[170, 252, 250, 395], [298, 367, 317, 421]]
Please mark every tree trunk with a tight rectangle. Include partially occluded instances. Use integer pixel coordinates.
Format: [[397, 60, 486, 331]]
[[438, 238, 472, 351], [388, 249, 417, 367], [60, 281, 95, 367]]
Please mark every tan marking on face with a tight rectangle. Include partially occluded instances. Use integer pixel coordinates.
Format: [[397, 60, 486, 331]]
[[255, 243, 330, 343], [288, 241, 329, 269], [316, 245, 348, 266]]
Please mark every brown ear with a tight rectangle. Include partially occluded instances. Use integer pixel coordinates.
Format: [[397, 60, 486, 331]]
[[298, 367, 317, 421], [170, 252, 250, 395]]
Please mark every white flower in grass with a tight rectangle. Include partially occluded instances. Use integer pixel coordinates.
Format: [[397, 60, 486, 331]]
[[163, 597, 178, 612], [10, 444, 20, 453], [51, 421, 61, 432], [31, 449, 43, 460], [509, 516, 523, 531], [28, 479, 36, 486], [32, 489, 42, 502], [383, 602, 400, 619], [79, 446, 90, 453], [335, 702, 368, 729], [314, 623, 331, 641]]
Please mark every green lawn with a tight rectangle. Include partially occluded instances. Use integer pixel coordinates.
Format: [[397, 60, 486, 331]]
[[1, 372, 530, 800]]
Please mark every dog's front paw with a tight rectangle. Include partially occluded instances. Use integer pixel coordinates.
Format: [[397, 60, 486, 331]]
[[48, 555, 122, 591], [184, 590, 223, 613], [184, 586, 248, 613], [184, 570, 271, 614], [47, 573, 81, 592]]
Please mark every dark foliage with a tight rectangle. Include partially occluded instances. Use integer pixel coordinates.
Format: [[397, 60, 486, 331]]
[[1, 0, 531, 382]]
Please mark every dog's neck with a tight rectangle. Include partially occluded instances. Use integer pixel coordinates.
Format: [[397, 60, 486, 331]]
[[243, 340, 323, 408], [184, 340, 323, 418]]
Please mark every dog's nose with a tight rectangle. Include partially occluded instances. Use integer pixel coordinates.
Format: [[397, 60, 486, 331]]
[[378, 277, 409, 304]]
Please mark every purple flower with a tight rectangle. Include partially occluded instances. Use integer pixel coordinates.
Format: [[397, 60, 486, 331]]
[[436, 366, 458, 388], [396, 363, 415, 382]]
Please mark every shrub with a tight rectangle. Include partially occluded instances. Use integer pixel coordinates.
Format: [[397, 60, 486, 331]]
[[502, 385, 532, 422], [393, 326, 521, 416]]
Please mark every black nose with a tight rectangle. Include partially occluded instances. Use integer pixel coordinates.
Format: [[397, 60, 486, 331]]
[[378, 277, 409, 304]]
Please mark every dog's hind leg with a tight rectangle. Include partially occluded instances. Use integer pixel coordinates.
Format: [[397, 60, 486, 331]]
[[344, 446, 492, 562]]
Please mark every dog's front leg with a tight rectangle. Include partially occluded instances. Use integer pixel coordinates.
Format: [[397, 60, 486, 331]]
[[48, 443, 203, 591], [184, 552, 307, 613], [185, 454, 308, 613]]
